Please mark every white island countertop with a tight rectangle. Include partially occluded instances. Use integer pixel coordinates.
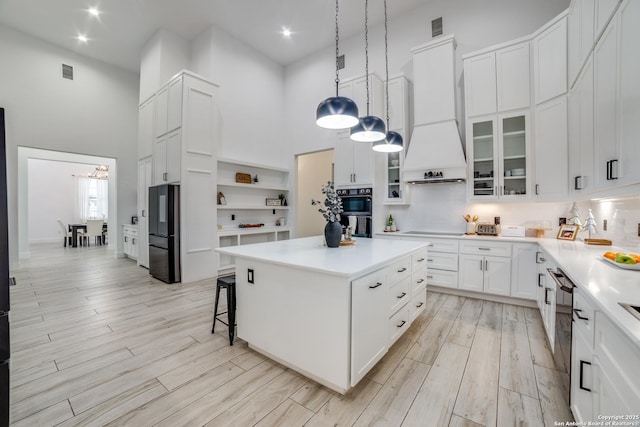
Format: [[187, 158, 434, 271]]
[[215, 236, 427, 278], [538, 239, 640, 349]]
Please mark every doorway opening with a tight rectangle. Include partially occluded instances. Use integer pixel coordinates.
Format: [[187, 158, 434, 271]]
[[295, 149, 334, 238], [17, 147, 117, 259]]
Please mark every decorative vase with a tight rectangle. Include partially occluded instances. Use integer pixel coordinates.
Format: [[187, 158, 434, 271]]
[[324, 221, 342, 248]]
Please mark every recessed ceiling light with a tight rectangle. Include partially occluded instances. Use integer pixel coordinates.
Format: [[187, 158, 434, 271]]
[[88, 7, 100, 17], [281, 27, 292, 38], [77, 34, 88, 43]]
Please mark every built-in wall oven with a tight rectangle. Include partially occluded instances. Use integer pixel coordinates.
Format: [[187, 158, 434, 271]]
[[546, 266, 576, 385], [335, 187, 372, 238]]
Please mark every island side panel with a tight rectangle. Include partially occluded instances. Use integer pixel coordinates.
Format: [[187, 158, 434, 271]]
[[235, 258, 352, 392]]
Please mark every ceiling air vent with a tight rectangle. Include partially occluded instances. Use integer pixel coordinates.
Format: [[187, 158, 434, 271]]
[[432, 17, 443, 37], [337, 54, 345, 70], [62, 64, 73, 80]]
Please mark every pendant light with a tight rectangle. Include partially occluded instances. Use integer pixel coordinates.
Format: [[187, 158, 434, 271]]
[[316, 0, 359, 130], [373, 0, 403, 153], [350, 0, 386, 142]]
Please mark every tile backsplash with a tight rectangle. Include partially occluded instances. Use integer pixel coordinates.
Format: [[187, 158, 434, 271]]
[[384, 186, 640, 250]]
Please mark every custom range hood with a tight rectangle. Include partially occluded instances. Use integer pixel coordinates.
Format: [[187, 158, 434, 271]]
[[403, 35, 467, 184]]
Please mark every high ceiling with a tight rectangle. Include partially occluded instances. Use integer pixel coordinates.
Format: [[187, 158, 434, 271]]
[[0, 0, 425, 73]]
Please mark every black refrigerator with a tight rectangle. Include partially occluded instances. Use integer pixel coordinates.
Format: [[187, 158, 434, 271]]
[[1, 108, 10, 426], [148, 184, 180, 283]]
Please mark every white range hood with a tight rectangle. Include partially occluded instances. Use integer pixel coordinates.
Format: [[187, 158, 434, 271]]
[[403, 35, 467, 184]]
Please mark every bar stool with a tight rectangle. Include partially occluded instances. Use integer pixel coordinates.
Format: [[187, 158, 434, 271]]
[[212, 275, 236, 345]]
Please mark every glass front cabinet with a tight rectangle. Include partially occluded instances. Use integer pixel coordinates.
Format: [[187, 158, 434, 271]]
[[467, 111, 531, 201]]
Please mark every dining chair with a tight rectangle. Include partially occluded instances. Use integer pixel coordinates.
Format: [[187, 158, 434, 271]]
[[56, 219, 73, 247], [84, 220, 104, 246]]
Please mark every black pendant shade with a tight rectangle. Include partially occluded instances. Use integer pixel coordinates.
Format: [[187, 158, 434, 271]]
[[316, 96, 359, 129]]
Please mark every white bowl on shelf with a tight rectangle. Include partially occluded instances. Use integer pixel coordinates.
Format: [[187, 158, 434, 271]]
[[511, 168, 525, 176], [390, 159, 399, 167]]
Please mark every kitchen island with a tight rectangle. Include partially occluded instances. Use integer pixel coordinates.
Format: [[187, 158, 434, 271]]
[[215, 236, 428, 393]]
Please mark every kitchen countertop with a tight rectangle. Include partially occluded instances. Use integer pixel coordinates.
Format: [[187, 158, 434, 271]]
[[375, 231, 541, 243], [538, 239, 640, 349], [215, 236, 427, 278]]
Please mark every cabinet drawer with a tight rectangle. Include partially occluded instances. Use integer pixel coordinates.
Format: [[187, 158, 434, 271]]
[[410, 290, 426, 322], [459, 240, 512, 257], [389, 306, 411, 345], [389, 256, 412, 283], [426, 269, 458, 289], [572, 289, 595, 345], [388, 276, 411, 315], [594, 312, 640, 403], [123, 225, 138, 236], [411, 267, 427, 296], [412, 249, 428, 271], [427, 252, 458, 271], [425, 238, 459, 253]]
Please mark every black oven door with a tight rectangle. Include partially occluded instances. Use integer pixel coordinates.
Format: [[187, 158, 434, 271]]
[[341, 196, 372, 215]]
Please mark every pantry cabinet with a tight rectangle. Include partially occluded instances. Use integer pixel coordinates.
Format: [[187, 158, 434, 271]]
[[154, 128, 181, 184], [137, 158, 152, 268], [568, 57, 595, 194], [138, 95, 155, 159]]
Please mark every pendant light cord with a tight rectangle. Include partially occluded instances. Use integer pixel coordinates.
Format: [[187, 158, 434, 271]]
[[365, 0, 370, 115], [334, 0, 340, 97], [384, 0, 389, 127]]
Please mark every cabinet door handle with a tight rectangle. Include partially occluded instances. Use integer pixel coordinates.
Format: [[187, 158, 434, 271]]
[[484, 260, 488, 270], [579, 360, 592, 392], [163, 172, 168, 181], [132, 238, 136, 245], [396, 320, 406, 328], [124, 236, 128, 242], [397, 267, 407, 273], [397, 292, 407, 299], [538, 273, 545, 288], [574, 175, 583, 190], [417, 278, 424, 284], [416, 302, 424, 308], [417, 258, 425, 262], [610, 159, 618, 180], [426, 275, 433, 279], [480, 260, 484, 270], [426, 258, 433, 262], [500, 185, 503, 196], [535, 184, 540, 195], [573, 308, 589, 321], [142, 209, 146, 217], [536, 251, 545, 263], [369, 282, 383, 289], [545, 287, 552, 305], [494, 186, 497, 195], [479, 247, 491, 251]]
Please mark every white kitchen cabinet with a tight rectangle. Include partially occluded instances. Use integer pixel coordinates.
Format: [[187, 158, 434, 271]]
[[464, 52, 497, 117], [334, 133, 374, 186], [154, 75, 183, 138], [464, 41, 531, 118], [424, 238, 459, 289], [533, 17, 568, 104], [137, 158, 152, 268], [595, 0, 622, 39], [122, 225, 138, 260], [351, 268, 388, 386], [570, 288, 596, 423], [138, 95, 155, 159], [568, 57, 595, 194], [568, 0, 595, 87], [533, 96, 568, 200], [592, 311, 640, 419], [616, 0, 640, 187], [593, 17, 619, 190], [153, 128, 181, 184], [338, 74, 384, 128], [510, 243, 538, 300], [496, 42, 531, 112], [382, 75, 410, 204], [459, 254, 511, 296], [536, 254, 557, 351], [467, 111, 531, 201]]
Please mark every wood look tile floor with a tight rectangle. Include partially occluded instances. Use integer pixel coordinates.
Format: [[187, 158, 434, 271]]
[[9, 243, 574, 426]]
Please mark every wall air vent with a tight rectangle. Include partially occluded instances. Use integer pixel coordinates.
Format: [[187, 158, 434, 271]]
[[337, 55, 345, 70], [62, 64, 73, 80], [432, 17, 443, 37]]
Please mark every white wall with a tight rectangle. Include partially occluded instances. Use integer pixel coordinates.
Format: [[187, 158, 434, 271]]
[[27, 159, 96, 243], [191, 25, 288, 169], [0, 24, 139, 266]]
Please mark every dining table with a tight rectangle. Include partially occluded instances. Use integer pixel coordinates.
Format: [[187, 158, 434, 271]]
[[68, 223, 108, 247]]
